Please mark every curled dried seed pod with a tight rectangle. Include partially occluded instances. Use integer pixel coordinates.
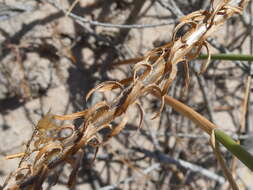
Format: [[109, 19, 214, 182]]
[[151, 96, 165, 120], [34, 142, 63, 166], [89, 104, 111, 124], [199, 40, 211, 74], [161, 62, 178, 95], [54, 110, 88, 120], [37, 112, 58, 131], [86, 101, 110, 120], [33, 164, 48, 190], [14, 165, 32, 181], [109, 114, 128, 137], [86, 81, 124, 102], [133, 62, 153, 82], [115, 80, 143, 116], [141, 84, 164, 119], [94, 124, 112, 145], [152, 52, 167, 68], [119, 77, 133, 86], [172, 21, 198, 42], [67, 124, 99, 153], [180, 10, 208, 22], [67, 150, 84, 188], [185, 42, 203, 60], [182, 60, 190, 93], [55, 101, 110, 122], [146, 41, 173, 58], [224, 5, 243, 13], [145, 48, 169, 67], [56, 125, 75, 141], [86, 122, 112, 140], [34, 135, 56, 150], [98, 117, 128, 146], [209, 1, 228, 23], [135, 101, 144, 131]]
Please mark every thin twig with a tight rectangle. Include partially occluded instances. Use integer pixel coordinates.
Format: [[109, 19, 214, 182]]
[[239, 76, 251, 133], [133, 147, 225, 184], [245, 0, 253, 133], [195, 72, 214, 122], [210, 131, 239, 190], [156, 0, 184, 18], [0, 2, 34, 21], [207, 38, 249, 72], [45, 0, 176, 29], [99, 164, 160, 190]]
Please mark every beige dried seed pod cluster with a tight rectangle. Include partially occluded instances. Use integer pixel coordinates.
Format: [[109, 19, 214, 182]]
[[3, 0, 249, 189]]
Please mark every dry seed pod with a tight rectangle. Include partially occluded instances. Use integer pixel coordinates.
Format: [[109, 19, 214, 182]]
[[85, 81, 124, 102]]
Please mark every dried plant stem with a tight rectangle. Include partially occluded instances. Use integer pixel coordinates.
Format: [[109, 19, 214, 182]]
[[158, 94, 253, 171], [160, 94, 216, 135], [239, 76, 251, 133]]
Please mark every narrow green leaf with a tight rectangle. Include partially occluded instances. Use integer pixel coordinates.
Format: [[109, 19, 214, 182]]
[[198, 54, 253, 61], [215, 129, 253, 171]]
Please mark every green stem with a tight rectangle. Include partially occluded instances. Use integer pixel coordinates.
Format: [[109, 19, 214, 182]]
[[215, 129, 253, 171], [161, 95, 253, 171], [198, 54, 253, 61]]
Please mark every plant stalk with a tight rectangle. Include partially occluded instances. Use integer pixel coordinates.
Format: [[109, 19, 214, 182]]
[[159, 94, 253, 171], [198, 54, 253, 61]]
